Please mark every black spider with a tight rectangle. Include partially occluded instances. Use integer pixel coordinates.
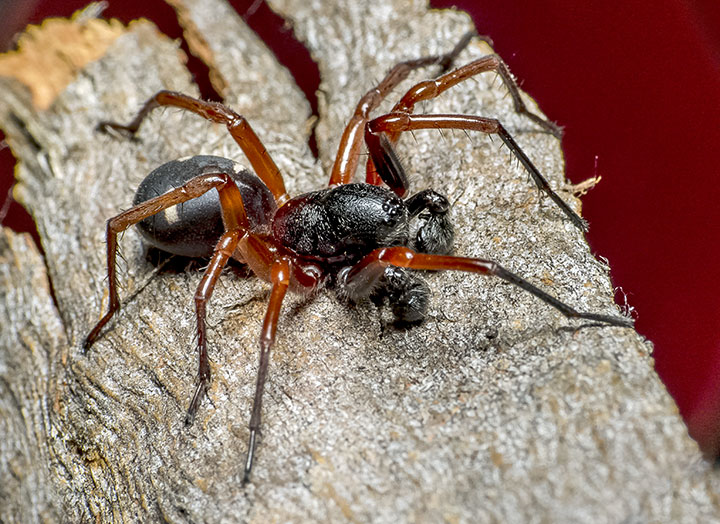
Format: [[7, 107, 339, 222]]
[[85, 32, 632, 483]]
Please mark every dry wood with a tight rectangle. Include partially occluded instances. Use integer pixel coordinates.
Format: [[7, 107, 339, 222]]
[[0, 0, 717, 522]]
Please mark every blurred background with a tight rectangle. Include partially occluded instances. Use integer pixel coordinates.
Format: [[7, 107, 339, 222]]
[[1, 0, 718, 455]]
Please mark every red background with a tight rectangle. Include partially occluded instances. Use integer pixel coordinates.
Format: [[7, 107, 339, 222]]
[[1, 1, 719, 454]]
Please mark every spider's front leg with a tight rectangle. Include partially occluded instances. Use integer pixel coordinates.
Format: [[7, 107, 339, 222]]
[[343, 246, 633, 328], [364, 52, 563, 186], [329, 31, 477, 186], [389, 53, 562, 138], [366, 113, 589, 231]]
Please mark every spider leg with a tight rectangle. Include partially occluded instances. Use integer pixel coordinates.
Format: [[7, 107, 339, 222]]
[[393, 54, 561, 137], [329, 31, 476, 187], [98, 91, 290, 205], [344, 246, 633, 328], [84, 168, 262, 430], [83, 171, 251, 352], [366, 113, 589, 231], [243, 258, 291, 484], [185, 229, 243, 426], [364, 53, 562, 185]]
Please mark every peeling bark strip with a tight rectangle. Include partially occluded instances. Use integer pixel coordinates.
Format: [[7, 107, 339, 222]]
[[0, 8, 126, 110], [0, 0, 717, 522]]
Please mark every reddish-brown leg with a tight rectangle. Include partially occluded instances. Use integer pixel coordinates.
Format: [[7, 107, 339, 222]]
[[99, 91, 290, 205], [329, 31, 476, 186], [83, 171, 252, 351], [186, 229, 243, 425], [393, 54, 561, 136], [83, 170, 270, 429], [366, 113, 588, 231], [345, 246, 633, 327], [243, 258, 291, 484], [364, 54, 562, 185]]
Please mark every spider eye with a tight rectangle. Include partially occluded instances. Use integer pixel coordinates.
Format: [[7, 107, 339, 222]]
[[382, 196, 404, 224]]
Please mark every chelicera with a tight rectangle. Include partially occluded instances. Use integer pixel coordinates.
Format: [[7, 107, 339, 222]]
[[84, 32, 632, 483]]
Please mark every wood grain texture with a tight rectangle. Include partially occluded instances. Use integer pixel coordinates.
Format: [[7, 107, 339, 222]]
[[0, 0, 716, 522]]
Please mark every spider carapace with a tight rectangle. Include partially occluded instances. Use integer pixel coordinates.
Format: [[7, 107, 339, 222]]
[[84, 32, 633, 483]]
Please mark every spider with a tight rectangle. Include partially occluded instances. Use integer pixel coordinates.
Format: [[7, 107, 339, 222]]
[[84, 32, 632, 483]]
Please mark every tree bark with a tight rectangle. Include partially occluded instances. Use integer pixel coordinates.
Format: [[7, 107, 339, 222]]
[[0, 0, 716, 522]]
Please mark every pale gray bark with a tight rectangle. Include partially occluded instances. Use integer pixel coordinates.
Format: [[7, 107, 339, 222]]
[[0, 0, 717, 522]]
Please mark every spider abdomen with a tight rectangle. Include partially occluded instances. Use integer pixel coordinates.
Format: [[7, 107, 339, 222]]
[[133, 155, 277, 258], [272, 183, 409, 263]]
